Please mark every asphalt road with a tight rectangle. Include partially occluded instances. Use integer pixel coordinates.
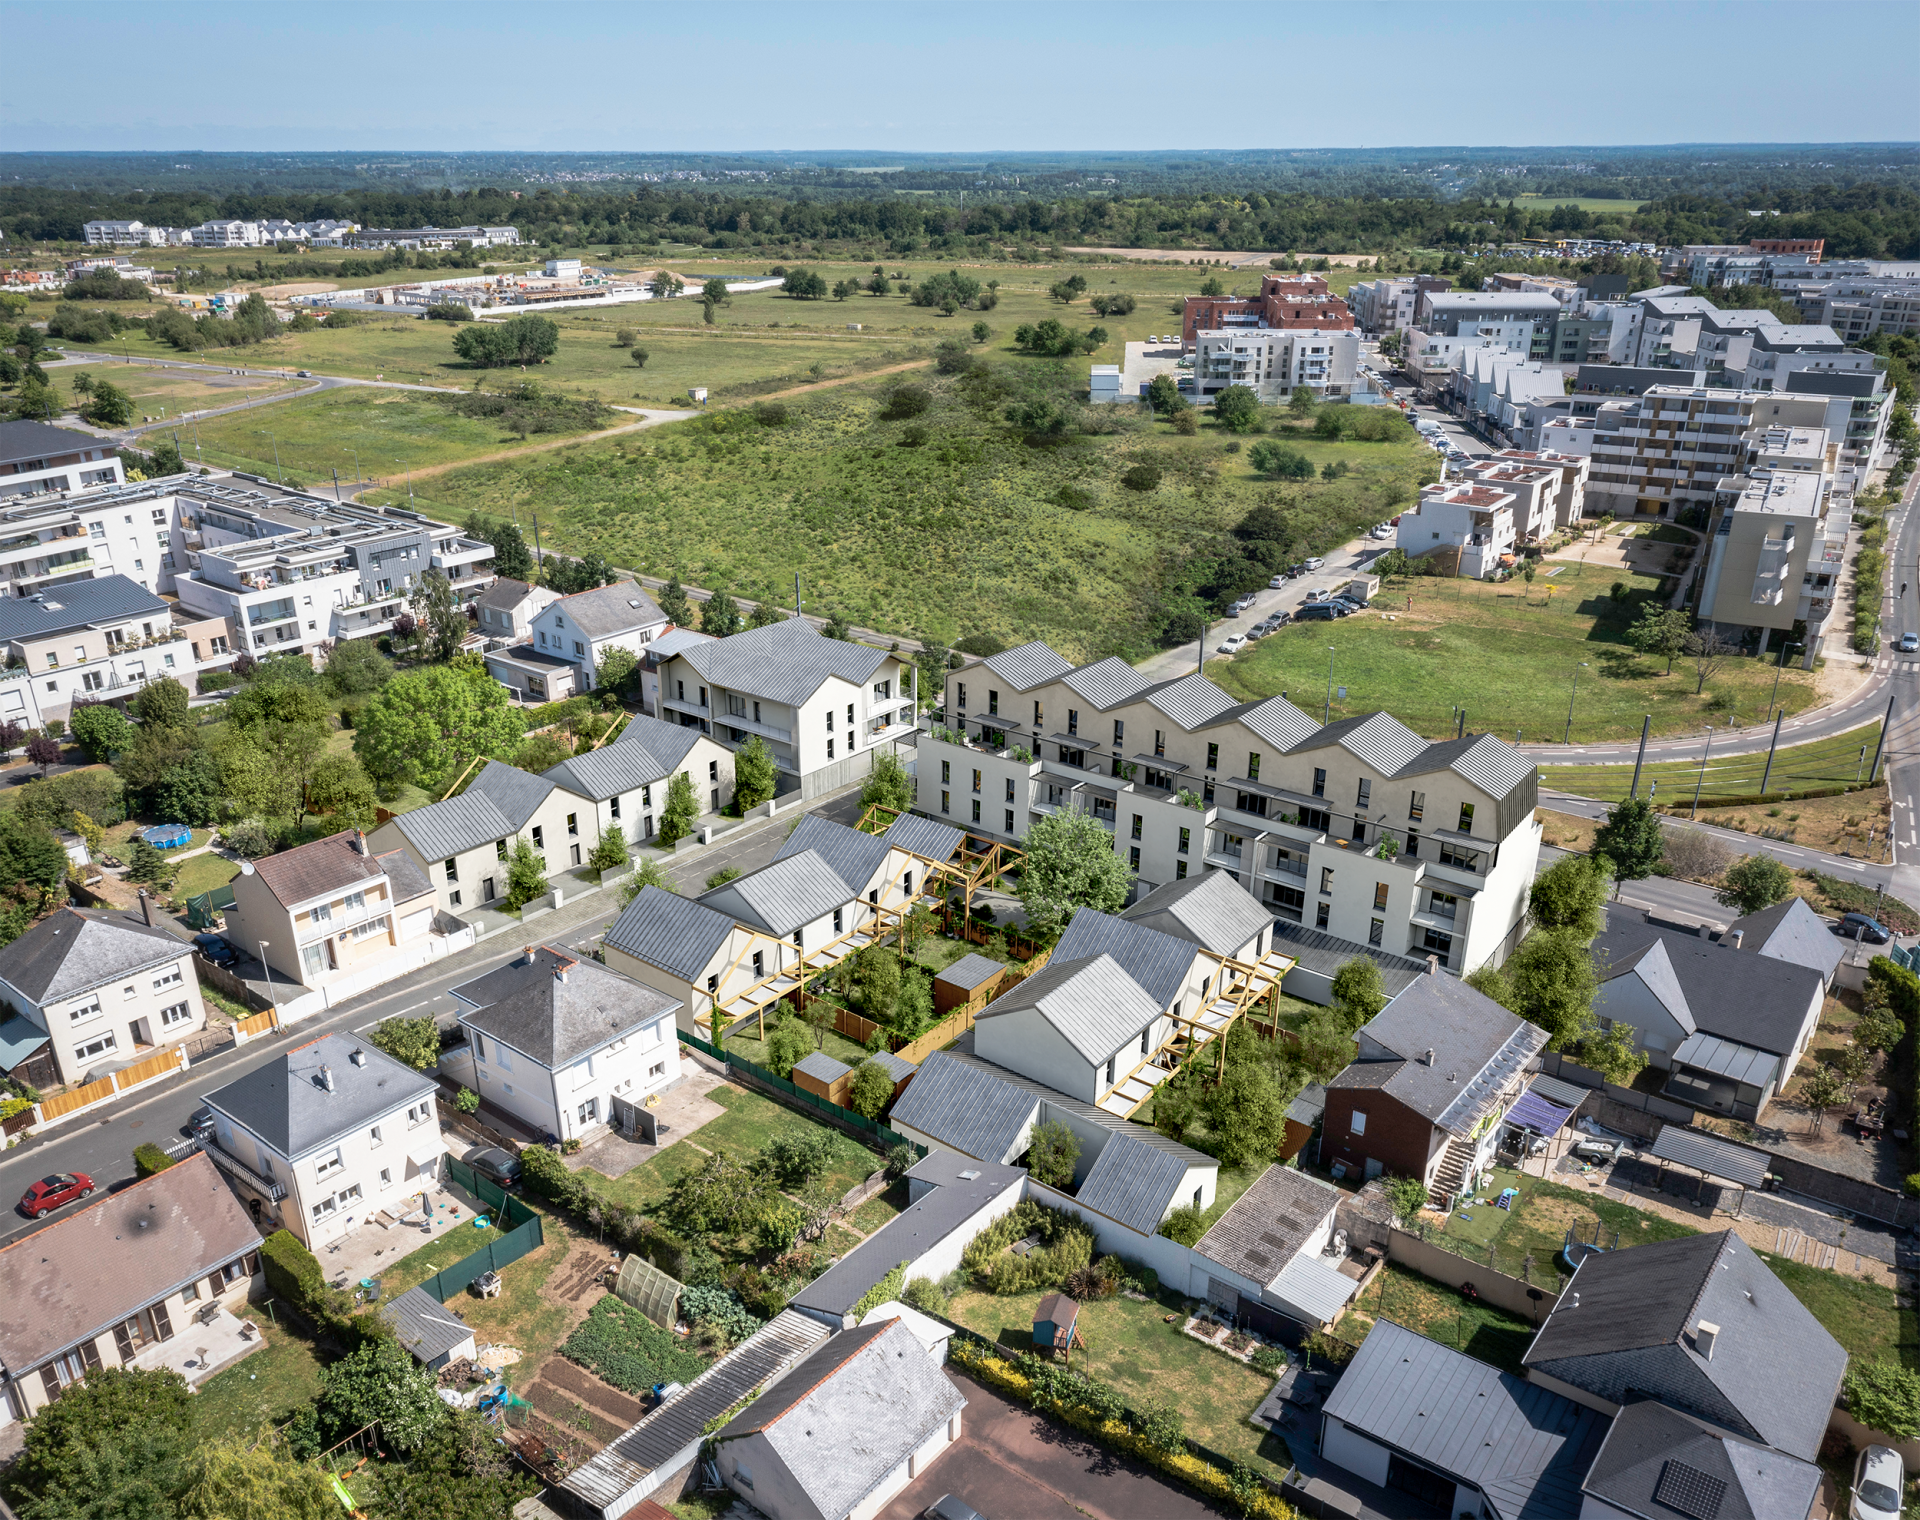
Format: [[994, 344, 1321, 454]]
[[0, 787, 864, 1252]]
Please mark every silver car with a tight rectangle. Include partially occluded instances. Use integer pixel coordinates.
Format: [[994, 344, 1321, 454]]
[[1853, 1444, 1904, 1519]]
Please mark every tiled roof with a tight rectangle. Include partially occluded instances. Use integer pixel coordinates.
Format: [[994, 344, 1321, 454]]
[[604, 886, 736, 983], [476, 577, 541, 613], [451, 945, 681, 1069], [0, 906, 187, 1005], [381, 1285, 474, 1365], [1581, 1400, 1821, 1520], [200, 1032, 437, 1161], [550, 581, 665, 639], [1592, 912, 1822, 1057], [1236, 695, 1323, 752], [1726, 896, 1843, 983], [1292, 710, 1429, 776], [1144, 672, 1241, 728], [887, 1050, 1041, 1164], [247, 829, 390, 909], [0, 418, 106, 468], [388, 761, 555, 863], [933, 953, 1003, 991], [980, 641, 1073, 691], [0, 1154, 262, 1375], [676, 617, 887, 707]]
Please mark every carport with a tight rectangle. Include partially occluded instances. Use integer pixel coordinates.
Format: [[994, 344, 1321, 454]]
[[1648, 1126, 1771, 1217]]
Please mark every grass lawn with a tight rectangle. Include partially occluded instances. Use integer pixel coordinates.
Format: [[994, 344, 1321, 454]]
[[1430, 1167, 1699, 1291], [1213, 558, 1824, 743], [168, 849, 241, 903], [722, 1021, 873, 1071], [192, 1312, 328, 1442], [55, 360, 304, 418], [1540, 721, 1886, 807], [944, 1284, 1291, 1481], [849, 1180, 909, 1236], [1343, 1262, 1539, 1375], [185, 386, 621, 487], [583, 1140, 708, 1215], [691, 1085, 881, 1197], [1758, 1252, 1918, 1366]]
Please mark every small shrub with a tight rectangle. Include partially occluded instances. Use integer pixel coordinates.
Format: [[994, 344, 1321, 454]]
[[1250, 1345, 1287, 1376], [133, 1142, 176, 1179], [901, 1275, 949, 1315], [561, 1295, 708, 1395], [1121, 463, 1162, 492], [1158, 1202, 1206, 1245], [455, 1087, 479, 1114]]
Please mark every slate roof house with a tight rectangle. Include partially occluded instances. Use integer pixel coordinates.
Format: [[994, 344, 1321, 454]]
[[709, 1317, 966, 1520], [1322, 968, 1546, 1205], [524, 580, 669, 695], [450, 944, 682, 1146], [1578, 1400, 1823, 1520], [1723, 895, 1844, 986], [1191, 1162, 1357, 1333], [473, 576, 558, 648], [1590, 909, 1826, 1121]]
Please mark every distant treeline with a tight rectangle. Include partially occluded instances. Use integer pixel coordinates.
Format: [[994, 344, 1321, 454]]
[[5, 182, 1918, 260]]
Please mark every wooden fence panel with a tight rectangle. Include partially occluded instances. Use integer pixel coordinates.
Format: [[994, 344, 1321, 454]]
[[114, 1048, 183, 1091], [894, 1004, 975, 1066], [40, 1077, 115, 1121], [235, 1009, 278, 1039]]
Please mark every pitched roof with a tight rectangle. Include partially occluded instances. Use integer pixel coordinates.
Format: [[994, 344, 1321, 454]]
[[451, 945, 681, 1070], [1061, 656, 1156, 710], [0, 418, 107, 468], [1324, 1319, 1608, 1520], [976, 952, 1162, 1067], [475, 577, 544, 613], [604, 886, 737, 983], [887, 1049, 1043, 1164], [716, 1316, 965, 1515], [1052, 907, 1199, 1011], [1580, 1400, 1822, 1520], [1330, 973, 1546, 1134], [200, 1031, 437, 1160], [1073, 1130, 1192, 1236], [0, 906, 187, 1005], [381, 1285, 475, 1365], [550, 580, 665, 638], [775, 815, 890, 898], [933, 953, 1003, 992], [1599, 938, 1695, 1036], [981, 641, 1074, 691], [388, 760, 557, 863], [1592, 912, 1823, 1057], [1269, 920, 1429, 994], [699, 849, 854, 937], [675, 616, 887, 707], [647, 626, 715, 660], [542, 714, 701, 801], [1237, 694, 1324, 752], [1195, 1163, 1341, 1287], [1144, 671, 1242, 728], [0, 1153, 263, 1374], [1522, 1230, 1846, 1462], [247, 829, 391, 909], [880, 811, 966, 865], [0, 574, 169, 645], [1121, 870, 1271, 957], [1726, 896, 1843, 983], [1292, 710, 1430, 776]]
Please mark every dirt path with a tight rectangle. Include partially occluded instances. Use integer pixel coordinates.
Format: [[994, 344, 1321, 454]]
[[751, 357, 930, 400]]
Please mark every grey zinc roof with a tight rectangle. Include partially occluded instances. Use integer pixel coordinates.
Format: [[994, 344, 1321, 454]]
[[793, 1050, 852, 1084], [1052, 907, 1199, 1011], [1333, 973, 1546, 1135], [1121, 870, 1272, 957], [200, 1032, 436, 1161], [1269, 921, 1429, 993], [542, 714, 699, 801], [981, 640, 1074, 691], [0, 906, 188, 1005], [934, 953, 1003, 992], [677, 616, 887, 707], [792, 1153, 1024, 1321], [1237, 694, 1323, 752], [1671, 1032, 1780, 1091], [1408, 731, 1538, 801], [868, 1049, 916, 1082], [604, 886, 737, 983], [977, 952, 1162, 1067], [1074, 1131, 1191, 1236], [551, 580, 664, 638], [475, 577, 538, 613], [1600, 938, 1696, 1036], [647, 625, 715, 660], [1727, 895, 1843, 983], [1195, 1164, 1341, 1288], [700, 849, 855, 937], [1648, 1123, 1771, 1188], [1593, 912, 1822, 1058], [1581, 1400, 1822, 1520], [1145, 671, 1242, 728], [775, 815, 890, 897], [380, 1285, 475, 1365], [881, 811, 966, 865], [1323, 1319, 1607, 1520], [0, 574, 169, 644], [887, 1050, 1042, 1164], [561, 1310, 830, 1510], [937, 1051, 1216, 1169], [1294, 710, 1429, 776], [0, 418, 107, 468], [390, 760, 554, 863], [1061, 656, 1156, 710], [451, 945, 681, 1070], [719, 1317, 965, 1519], [1523, 1230, 1846, 1463]]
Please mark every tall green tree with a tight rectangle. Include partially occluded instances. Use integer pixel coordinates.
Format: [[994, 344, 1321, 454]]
[[324, 636, 393, 700], [305, 752, 377, 831], [1505, 928, 1601, 1050], [1716, 853, 1793, 916], [700, 589, 742, 637], [370, 1014, 442, 1070], [1017, 809, 1134, 940], [131, 676, 190, 731], [1330, 957, 1386, 1032], [69, 702, 136, 761], [452, 313, 559, 368], [175, 1433, 338, 1520], [9, 1367, 192, 1502], [363, 1410, 536, 1520], [656, 770, 700, 847], [1591, 796, 1663, 882], [747, 598, 784, 630], [353, 661, 524, 797], [409, 569, 466, 662], [860, 750, 914, 815], [314, 1335, 446, 1454], [1527, 852, 1611, 938], [1575, 1020, 1649, 1086], [594, 645, 639, 699], [86, 378, 135, 427], [733, 737, 778, 811], [1210, 385, 1262, 432], [1628, 607, 1691, 673], [701, 278, 730, 325], [658, 574, 693, 627], [153, 749, 222, 827], [1026, 1119, 1081, 1186], [1288, 384, 1317, 418], [464, 513, 534, 582], [1205, 1053, 1290, 1168]]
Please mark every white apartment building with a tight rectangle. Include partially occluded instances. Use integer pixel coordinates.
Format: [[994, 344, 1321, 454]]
[[346, 226, 521, 250], [451, 945, 683, 1145], [1, 419, 125, 500], [1696, 466, 1845, 655], [1625, 288, 1872, 393], [1396, 482, 1524, 580], [82, 220, 169, 247], [190, 221, 266, 248], [1190, 328, 1359, 401], [1346, 276, 1452, 335], [657, 616, 917, 801], [1414, 292, 1561, 357], [927, 644, 1540, 974], [0, 904, 209, 1089]]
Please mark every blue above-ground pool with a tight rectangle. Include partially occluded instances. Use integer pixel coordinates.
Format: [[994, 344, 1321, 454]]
[[142, 823, 193, 850]]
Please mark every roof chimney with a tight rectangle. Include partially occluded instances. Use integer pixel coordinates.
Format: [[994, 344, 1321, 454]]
[[1424, 1048, 1436, 1066], [1426, 955, 1439, 976], [320, 1064, 335, 1092], [349, 1048, 367, 1067], [1695, 1320, 1720, 1360], [1729, 929, 1744, 950], [137, 888, 156, 928], [351, 829, 368, 856], [523, 946, 538, 965]]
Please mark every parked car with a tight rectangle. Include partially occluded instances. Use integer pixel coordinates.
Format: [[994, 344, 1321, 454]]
[[1900, 631, 1919, 652], [1230, 595, 1257, 615], [1269, 574, 1287, 589], [1837, 912, 1892, 944], [465, 1146, 523, 1188], [20, 1173, 94, 1219], [188, 1105, 217, 1142], [1217, 634, 1248, 654], [1296, 603, 1340, 622], [296, 370, 313, 378], [1852, 1444, 1904, 1519], [926, 1498, 988, 1520], [1571, 1138, 1623, 1164], [1370, 524, 1394, 539], [193, 934, 238, 968], [1303, 556, 1325, 570]]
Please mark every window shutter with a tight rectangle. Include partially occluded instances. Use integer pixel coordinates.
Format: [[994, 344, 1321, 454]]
[[40, 1365, 61, 1401], [78, 1340, 102, 1372], [113, 1323, 136, 1363], [151, 1301, 173, 1341]]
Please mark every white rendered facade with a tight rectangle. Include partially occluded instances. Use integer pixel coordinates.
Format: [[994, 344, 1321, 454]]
[[1191, 327, 1359, 401]]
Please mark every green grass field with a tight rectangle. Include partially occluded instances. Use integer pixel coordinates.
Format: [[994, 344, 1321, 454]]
[[55, 360, 304, 420], [1211, 560, 1824, 742], [1539, 721, 1885, 805], [191, 1315, 329, 1443]]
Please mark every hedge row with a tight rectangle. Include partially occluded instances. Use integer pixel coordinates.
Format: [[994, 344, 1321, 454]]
[[948, 1339, 1291, 1519], [261, 1228, 394, 1351], [519, 1142, 691, 1281]]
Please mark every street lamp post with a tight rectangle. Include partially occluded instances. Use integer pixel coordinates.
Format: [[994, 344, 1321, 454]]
[[257, 939, 274, 1003], [1691, 727, 1714, 819], [1325, 646, 1336, 725], [1769, 641, 1803, 718], [1563, 662, 1588, 745]]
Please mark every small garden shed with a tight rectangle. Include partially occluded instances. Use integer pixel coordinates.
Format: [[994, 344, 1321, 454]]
[[792, 1050, 853, 1108], [1033, 1292, 1081, 1359], [934, 953, 1006, 1017]]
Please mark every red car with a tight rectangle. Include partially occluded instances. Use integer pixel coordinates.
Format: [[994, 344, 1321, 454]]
[[20, 1173, 94, 1219]]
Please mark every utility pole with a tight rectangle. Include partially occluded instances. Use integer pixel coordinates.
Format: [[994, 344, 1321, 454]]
[[1196, 621, 1207, 677], [1759, 709, 1785, 796], [1691, 727, 1714, 819], [1628, 716, 1650, 800], [1870, 687, 1897, 785], [531, 514, 544, 579], [1324, 646, 1336, 725], [1564, 662, 1588, 745], [331, 466, 342, 503], [793, 572, 802, 619]]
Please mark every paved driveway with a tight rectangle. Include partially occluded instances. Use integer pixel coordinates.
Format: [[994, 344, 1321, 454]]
[[876, 1370, 1222, 1520]]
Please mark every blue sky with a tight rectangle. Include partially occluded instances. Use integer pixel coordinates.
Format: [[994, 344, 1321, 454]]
[[2, 0, 1914, 153]]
